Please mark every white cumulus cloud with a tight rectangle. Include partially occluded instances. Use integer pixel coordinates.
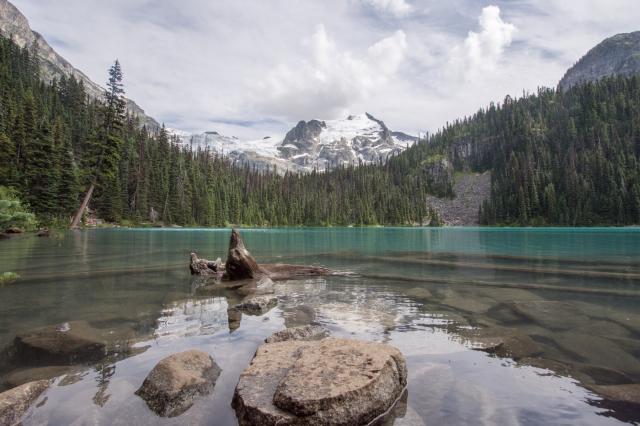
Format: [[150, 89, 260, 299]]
[[252, 25, 407, 120], [452, 5, 516, 80], [361, 0, 412, 18]]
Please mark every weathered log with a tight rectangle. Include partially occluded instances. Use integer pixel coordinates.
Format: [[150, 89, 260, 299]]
[[70, 183, 94, 229], [190, 253, 224, 276], [192, 229, 333, 282], [261, 263, 332, 280]]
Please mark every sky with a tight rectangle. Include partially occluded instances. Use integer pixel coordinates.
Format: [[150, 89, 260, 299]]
[[11, 0, 640, 139]]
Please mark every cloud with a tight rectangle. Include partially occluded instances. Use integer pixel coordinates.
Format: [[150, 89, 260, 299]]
[[252, 25, 407, 121], [10, 0, 640, 138], [360, 0, 413, 18], [451, 5, 516, 80]]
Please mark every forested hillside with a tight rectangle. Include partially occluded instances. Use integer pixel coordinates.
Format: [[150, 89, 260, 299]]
[[2, 31, 639, 228], [394, 78, 640, 226], [0, 35, 433, 227]]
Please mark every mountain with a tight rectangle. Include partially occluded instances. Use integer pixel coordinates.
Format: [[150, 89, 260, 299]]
[[278, 113, 415, 170], [559, 31, 640, 91], [172, 113, 416, 173], [0, 0, 159, 130]]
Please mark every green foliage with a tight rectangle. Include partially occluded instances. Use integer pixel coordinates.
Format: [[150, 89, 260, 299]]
[[0, 272, 20, 286], [0, 35, 432, 227], [0, 186, 36, 230], [397, 79, 640, 226], [1, 32, 637, 228]]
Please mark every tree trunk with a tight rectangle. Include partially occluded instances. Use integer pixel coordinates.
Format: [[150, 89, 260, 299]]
[[70, 183, 94, 229]]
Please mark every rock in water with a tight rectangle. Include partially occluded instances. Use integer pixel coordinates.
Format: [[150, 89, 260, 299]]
[[135, 349, 221, 417], [12, 321, 106, 365], [190, 253, 224, 276], [508, 301, 589, 331], [224, 229, 266, 280], [265, 325, 330, 343], [588, 384, 640, 405], [0, 380, 49, 426], [235, 296, 278, 316], [233, 338, 407, 425]]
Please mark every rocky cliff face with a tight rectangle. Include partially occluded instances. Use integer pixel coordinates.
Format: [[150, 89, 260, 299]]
[[277, 113, 415, 170], [0, 0, 159, 131], [559, 31, 640, 92]]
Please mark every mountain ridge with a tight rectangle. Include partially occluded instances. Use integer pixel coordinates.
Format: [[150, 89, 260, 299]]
[[0, 0, 159, 131], [172, 113, 417, 173], [559, 30, 640, 91]]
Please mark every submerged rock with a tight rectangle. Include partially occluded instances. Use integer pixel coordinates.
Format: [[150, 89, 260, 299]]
[[265, 325, 330, 343], [36, 229, 50, 237], [284, 305, 317, 328], [0, 366, 72, 389], [440, 290, 495, 314], [588, 384, 640, 405], [233, 338, 407, 425], [224, 229, 266, 280], [235, 295, 278, 316], [12, 321, 107, 366], [460, 327, 542, 360], [0, 380, 49, 426], [135, 349, 221, 417], [551, 332, 640, 376], [508, 301, 589, 331], [404, 287, 433, 301], [190, 253, 224, 276]]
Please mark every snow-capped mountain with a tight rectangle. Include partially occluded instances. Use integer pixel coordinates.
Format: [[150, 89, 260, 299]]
[[171, 113, 416, 173]]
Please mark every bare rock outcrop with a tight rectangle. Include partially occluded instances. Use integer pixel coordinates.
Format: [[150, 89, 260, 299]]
[[135, 349, 221, 417], [0, 380, 49, 426], [233, 338, 407, 425]]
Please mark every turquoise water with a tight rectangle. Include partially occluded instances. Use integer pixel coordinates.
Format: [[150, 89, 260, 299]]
[[0, 228, 639, 425]]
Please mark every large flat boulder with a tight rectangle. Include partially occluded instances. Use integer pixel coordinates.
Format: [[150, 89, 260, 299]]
[[233, 338, 407, 425], [12, 321, 107, 366], [136, 349, 221, 417], [0, 380, 49, 426]]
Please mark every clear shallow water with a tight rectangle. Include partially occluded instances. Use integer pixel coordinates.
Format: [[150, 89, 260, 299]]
[[0, 227, 639, 425]]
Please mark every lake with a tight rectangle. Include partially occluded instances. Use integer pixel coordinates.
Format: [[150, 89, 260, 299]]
[[0, 227, 639, 425]]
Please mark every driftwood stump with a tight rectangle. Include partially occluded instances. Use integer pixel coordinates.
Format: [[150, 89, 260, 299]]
[[223, 229, 267, 280], [191, 229, 332, 281]]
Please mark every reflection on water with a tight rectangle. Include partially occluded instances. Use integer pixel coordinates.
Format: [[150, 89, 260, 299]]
[[0, 228, 639, 425]]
